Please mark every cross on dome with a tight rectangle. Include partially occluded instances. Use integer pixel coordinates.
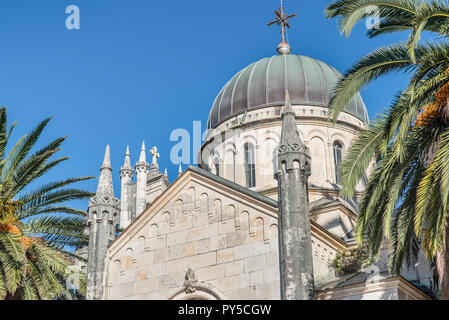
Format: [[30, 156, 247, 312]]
[[267, 0, 297, 45]]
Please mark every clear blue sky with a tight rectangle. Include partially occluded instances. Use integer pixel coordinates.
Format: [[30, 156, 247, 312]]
[[0, 0, 410, 207]]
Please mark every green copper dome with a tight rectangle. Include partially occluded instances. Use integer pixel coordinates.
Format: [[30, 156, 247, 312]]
[[207, 54, 368, 129]]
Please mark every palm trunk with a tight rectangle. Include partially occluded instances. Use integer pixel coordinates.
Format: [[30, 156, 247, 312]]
[[436, 223, 449, 300], [5, 291, 22, 300]]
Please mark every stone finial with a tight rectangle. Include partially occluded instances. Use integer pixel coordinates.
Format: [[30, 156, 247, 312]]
[[120, 146, 133, 180], [183, 268, 197, 294], [101, 145, 111, 169], [164, 168, 168, 178], [277, 42, 292, 55], [178, 164, 182, 177], [96, 145, 114, 197], [278, 90, 308, 157], [283, 89, 293, 114], [135, 141, 149, 172], [138, 141, 146, 163], [124, 146, 131, 166], [150, 146, 160, 170]]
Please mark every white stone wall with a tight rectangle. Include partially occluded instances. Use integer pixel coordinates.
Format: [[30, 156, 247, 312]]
[[145, 176, 169, 205], [106, 177, 339, 300], [312, 237, 337, 283], [106, 180, 282, 300]]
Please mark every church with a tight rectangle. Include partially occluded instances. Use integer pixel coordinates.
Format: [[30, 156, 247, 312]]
[[80, 5, 436, 300]]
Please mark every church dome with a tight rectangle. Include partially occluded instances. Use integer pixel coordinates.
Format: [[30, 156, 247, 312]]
[[207, 54, 368, 130]]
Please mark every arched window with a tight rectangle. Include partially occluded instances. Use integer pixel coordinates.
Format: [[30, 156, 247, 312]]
[[333, 141, 343, 184], [225, 149, 236, 182], [209, 150, 220, 176], [213, 157, 220, 176], [244, 143, 256, 188], [264, 138, 278, 177]]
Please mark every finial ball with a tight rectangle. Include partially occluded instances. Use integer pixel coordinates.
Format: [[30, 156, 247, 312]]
[[277, 42, 291, 55]]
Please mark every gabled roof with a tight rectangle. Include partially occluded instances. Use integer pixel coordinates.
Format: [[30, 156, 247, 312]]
[[108, 165, 278, 255], [316, 272, 392, 291], [111, 165, 362, 253], [187, 166, 278, 208], [309, 197, 358, 215], [309, 197, 358, 245], [316, 272, 431, 300]]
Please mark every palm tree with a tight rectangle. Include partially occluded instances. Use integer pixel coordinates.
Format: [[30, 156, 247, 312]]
[[325, 0, 449, 299], [0, 107, 94, 299]]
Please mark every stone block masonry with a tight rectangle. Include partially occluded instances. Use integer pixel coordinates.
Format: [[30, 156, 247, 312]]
[[105, 181, 282, 300]]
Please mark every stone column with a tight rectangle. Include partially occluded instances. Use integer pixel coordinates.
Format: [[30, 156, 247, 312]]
[[135, 141, 149, 217], [120, 146, 133, 229], [86, 145, 120, 300], [277, 91, 314, 300]]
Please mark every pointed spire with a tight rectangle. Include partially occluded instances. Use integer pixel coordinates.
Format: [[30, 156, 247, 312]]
[[135, 141, 149, 171], [97, 145, 114, 197], [101, 145, 111, 169], [120, 145, 133, 181], [164, 168, 168, 178], [178, 164, 182, 177], [279, 90, 304, 153], [284, 89, 293, 113], [123, 145, 131, 168], [279, 51, 304, 152], [139, 141, 146, 163]]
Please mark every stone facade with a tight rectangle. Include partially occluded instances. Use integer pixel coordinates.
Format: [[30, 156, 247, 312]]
[[86, 161, 433, 300], [105, 169, 281, 300], [103, 167, 364, 300], [200, 104, 368, 199]]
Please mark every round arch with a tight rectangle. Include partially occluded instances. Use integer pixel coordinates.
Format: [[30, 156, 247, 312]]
[[169, 283, 226, 300]]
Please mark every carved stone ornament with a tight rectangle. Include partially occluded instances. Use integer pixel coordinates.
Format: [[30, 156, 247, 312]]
[[184, 268, 198, 294], [89, 195, 120, 207]]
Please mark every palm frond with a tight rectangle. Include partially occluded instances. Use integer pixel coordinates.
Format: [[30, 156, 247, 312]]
[[328, 43, 416, 121], [325, 0, 417, 37]]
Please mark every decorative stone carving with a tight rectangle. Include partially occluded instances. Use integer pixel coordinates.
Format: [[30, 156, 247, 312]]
[[184, 268, 198, 294], [150, 146, 160, 169]]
